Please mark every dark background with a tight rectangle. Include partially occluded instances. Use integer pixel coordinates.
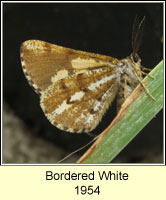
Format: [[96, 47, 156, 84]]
[[3, 3, 163, 163]]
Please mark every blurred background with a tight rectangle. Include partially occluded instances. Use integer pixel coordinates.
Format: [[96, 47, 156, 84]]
[[3, 2, 163, 164]]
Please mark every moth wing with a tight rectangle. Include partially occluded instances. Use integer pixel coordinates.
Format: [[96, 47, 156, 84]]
[[20, 40, 119, 93], [40, 67, 118, 133]]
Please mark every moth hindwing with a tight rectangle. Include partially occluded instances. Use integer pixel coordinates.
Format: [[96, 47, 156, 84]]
[[20, 40, 144, 133]]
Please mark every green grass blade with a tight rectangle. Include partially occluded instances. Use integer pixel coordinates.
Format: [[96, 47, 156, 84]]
[[83, 61, 163, 163]]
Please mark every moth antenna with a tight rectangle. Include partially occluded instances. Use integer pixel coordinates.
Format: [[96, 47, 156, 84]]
[[132, 15, 146, 54]]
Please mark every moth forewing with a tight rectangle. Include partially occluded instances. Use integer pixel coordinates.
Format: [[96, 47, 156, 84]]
[[20, 40, 119, 92]]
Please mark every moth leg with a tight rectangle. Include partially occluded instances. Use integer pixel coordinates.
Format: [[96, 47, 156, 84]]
[[133, 71, 156, 100], [147, 73, 155, 80], [140, 70, 155, 80], [141, 67, 155, 79], [141, 66, 152, 71]]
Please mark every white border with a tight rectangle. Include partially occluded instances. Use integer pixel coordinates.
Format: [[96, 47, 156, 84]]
[[1, 1, 165, 166]]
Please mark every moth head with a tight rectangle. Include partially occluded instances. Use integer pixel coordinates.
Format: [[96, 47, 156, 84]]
[[130, 52, 142, 68], [128, 52, 143, 79]]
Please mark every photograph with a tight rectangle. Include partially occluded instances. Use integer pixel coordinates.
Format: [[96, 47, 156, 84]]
[[2, 2, 163, 164]]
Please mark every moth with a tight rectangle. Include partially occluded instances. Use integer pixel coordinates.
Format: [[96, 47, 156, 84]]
[[20, 17, 151, 133]]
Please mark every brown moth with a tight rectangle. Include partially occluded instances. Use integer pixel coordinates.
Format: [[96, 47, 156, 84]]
[[20, 17, 151, 133]]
